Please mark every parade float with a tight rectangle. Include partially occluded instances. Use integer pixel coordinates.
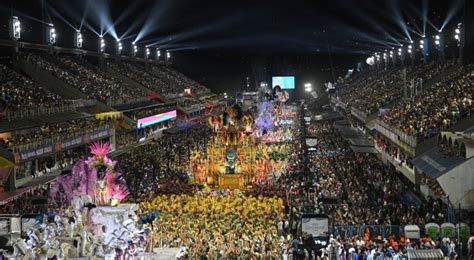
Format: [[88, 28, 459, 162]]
[[7, 142, 163, 259], [190, 91, 294, 189]]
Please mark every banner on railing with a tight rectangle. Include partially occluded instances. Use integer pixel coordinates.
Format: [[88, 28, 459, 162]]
[[14, 128, 113, 163], [333, 223, 469, 240]]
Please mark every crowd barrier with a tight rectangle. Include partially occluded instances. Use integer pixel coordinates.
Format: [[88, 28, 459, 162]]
[[10, 125, 112, 154], [333, 223, 470, 241], [351, 106, 368, 123], [5, 105, 77, 122], [375, 120, 418, 148]]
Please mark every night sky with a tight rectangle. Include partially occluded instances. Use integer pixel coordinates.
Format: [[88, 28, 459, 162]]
[[0, 0, 467, 94]]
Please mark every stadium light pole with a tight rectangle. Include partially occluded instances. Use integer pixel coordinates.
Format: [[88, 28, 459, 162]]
[[9, 16, 21, 41], [98, 36, 105, 53], [454, 23, 464, 64], [116, 40, 122, 55], [389, 50, 395, 67], [132, 43, 138, 57], [398, 47, 404, 67], [407, 44, 414, 66], [434, 33, 445, 62], [145, 48, 150, 59], [74, 30, 83, 49], [419, 38, 428, 64], [46, 24, 57, 46], [156, 49, 161, 61]]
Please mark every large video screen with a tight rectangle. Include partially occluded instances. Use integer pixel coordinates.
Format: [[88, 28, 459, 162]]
[[302, 216, 329, 238], [137, 110, 177, 129], [272, 76, 295, 89]]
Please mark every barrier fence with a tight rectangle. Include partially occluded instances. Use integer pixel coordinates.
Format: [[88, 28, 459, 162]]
[[5, 105, 77, 122], [333, 223, 470, 241]]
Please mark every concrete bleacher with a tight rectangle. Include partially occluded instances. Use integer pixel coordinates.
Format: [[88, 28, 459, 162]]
[[334, 120, 378, 154]]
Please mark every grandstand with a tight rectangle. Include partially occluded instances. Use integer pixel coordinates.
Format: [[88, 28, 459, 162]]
[[0, 1, 472, 259], [0, 44, 215, 198]]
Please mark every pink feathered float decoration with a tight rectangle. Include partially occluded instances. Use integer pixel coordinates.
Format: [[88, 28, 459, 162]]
[[49, 141, 129, 207]]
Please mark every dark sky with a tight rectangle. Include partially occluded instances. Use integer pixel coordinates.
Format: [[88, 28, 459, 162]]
[[0, 0, 467, 94]]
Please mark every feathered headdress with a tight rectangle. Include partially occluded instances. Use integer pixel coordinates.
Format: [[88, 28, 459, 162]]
[[89, 141, 112, 158]]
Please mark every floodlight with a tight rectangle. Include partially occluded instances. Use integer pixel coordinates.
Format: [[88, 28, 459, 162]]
[[435, 35, 440, 40], [46, 24, 57, 45], [116, 40, 123, 55], [166, 51, 171, 61], [145, 48, 150, 59], [132, 43, 138, 57], [74, 30, 83, 48], [98, 36, 105, 53], [455, 28, 460, 34], [156, 49, 161, 60], [435, 40, 440, 45], [9, 16, 21, 40]]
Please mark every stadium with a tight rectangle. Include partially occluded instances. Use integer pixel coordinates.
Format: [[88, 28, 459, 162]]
[[0, 0, 472, 259]]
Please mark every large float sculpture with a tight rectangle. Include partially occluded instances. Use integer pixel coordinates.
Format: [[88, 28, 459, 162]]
[[191, 99, 293, 189], [8, 142, 153, 259]]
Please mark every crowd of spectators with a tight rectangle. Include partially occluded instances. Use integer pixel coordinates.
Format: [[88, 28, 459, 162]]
[[0, 186, 50, 215], [119, 121, 213, 202], [0, 61, 66, 113], [23, 52, 144, 104], [150, 64, 209, 94], [106, 61, 171, 95], [0, 117, 110, 149], [322, 234, 459, 259], [336, 60, 457, 116], [381, 65, 473, 139], [303, 120, 447, 226]]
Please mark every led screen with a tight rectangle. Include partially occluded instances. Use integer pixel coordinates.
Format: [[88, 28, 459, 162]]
[[136, 110, 177, 129], [272, 76, 295, 89]]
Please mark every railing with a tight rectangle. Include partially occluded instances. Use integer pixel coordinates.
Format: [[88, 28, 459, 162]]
[[4, 104, 77, 122], [333, 225, 407, 239], [351, 106, 368, 123], [10, 125, 111, 153], [331, 96, 349, 111], [375, 120, 418, 148], [108, 97, 150, 107]]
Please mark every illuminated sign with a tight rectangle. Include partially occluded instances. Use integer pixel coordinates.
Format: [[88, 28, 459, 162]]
[[136, 110, 177, 129]]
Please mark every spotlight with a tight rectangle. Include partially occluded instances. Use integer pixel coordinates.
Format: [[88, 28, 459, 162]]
[[435, 35, 440, 40], [47, 24, 56, 45], [145, 48, 150, 59], [304, 83, 312, 92], [166, 50, 171, 61], [98, 36, 105, 53], [116, 40, 122, 55], [454, 25, 461, 43], [74, 30, 82, 48], [9, 16, 21, 40], [131, 43, 138, 57], [420, 40, 424, 44], [435, 40, 440, 45], [156, 49, 161, 60]]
